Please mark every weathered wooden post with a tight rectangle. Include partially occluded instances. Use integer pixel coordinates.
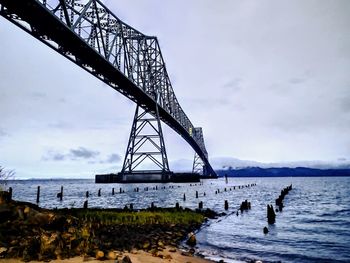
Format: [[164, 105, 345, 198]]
[[267, 204, 276, 224], [130, 203, 133, 210], [224, 200, 229, 210], [120, 187, 122, 193], [112, 188, 115, 195], [183, 193, 186, 201], [36, 186, 40, 203], [199, 201, 203, 209], [83, 200, 88, 209], [98, 188, 101, 197], [86, 191, 89, 198], [57, 186, 63, 201], [195, 191, 198, 198], [175, 202, 180, 209]]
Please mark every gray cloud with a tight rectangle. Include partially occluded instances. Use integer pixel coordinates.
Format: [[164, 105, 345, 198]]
[[42, 150, 66, 161], [222, 78, 243, 92], [69, 147, 100, 160], [0, 128, 9, 138], [106, 154, 121, 163], [289, 78, 306, 85], [29, 91, 46, 99], [43, 147, 100, 162], [99, 154, 121, 164]]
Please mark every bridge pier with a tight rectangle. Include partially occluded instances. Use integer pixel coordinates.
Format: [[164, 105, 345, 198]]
[[118, 102, 171, 182]]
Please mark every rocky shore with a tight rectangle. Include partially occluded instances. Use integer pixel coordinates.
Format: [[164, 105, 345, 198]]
[[0, 191, 217, 262]]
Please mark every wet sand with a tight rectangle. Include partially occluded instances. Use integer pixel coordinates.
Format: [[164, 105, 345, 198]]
[[0, 247, 214, 263]]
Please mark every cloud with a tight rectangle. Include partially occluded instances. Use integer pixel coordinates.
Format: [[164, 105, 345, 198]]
[[106, 153, 121, 163], [29, 91, 46, 99], [69, 147, 100, 160], [99, 153, 121, 164], [289, 78, 306, 85], [43, 147, 100, 162], [42, 150, 66, 161], [222, 78, 242, 92], [0, 128, 9, 137]]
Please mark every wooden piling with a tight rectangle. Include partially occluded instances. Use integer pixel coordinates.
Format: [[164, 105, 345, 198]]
[[195, 191, 198, 198], [130, 203, 133, 210], [83, 200, 88, 209], [112, 188, 114, 195], [175, 202, 180, 209], [224, 200, 229, 210], [98, 188, 101, 197], [60, 186, 63, 201], [183, 193, 186, 201], [199, 201, 203, 209], [86, 191, 89, 198], [36, 186, 40, 203]]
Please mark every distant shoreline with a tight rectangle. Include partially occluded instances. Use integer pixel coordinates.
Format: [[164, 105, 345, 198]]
[[217, 167, 350, 177]]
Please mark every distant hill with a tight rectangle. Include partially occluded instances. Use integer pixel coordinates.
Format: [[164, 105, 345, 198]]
[[216, 167, 350, 177]]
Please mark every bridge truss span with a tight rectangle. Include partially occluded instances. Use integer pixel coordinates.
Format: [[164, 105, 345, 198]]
[[0, 0, 216, 176]]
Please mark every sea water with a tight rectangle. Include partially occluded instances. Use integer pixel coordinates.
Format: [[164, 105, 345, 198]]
[[5, 176, 350, 262]]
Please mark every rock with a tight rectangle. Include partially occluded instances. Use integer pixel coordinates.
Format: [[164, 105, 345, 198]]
[[121, 255, 132, 263], [164, 254, 172, 260], [17, 207, 25, 220], [181, 251, 192, 257], [169, 248, 176, 253], [157, 253, 164, 258], [143, 241, 151, 250], [40, 232, 59, 259], [23, 206, 31, 214], [157, 240, 165, 249], [186, 232, 196, 246], [149, 248, 158, 256], [22, 237, 40, 262], [107, 251, 117, 260], [0, 204, 15, 223], [0, 247, 8, 256], [0, 191, 11, 204], [54, 246, 64, 260], [95, 250, 104, 260]]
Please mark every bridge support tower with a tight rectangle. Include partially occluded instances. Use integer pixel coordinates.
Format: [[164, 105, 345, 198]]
[[119, 103, 172, 182]]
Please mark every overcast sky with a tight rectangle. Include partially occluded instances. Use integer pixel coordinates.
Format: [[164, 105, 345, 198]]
[[0, 0, 350, 178]]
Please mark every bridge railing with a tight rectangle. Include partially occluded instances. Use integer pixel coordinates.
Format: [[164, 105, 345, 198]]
[[39, 0, 208, 156]]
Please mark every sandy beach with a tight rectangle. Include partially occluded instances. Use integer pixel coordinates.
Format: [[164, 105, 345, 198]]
[[0, 247, 214, 263]]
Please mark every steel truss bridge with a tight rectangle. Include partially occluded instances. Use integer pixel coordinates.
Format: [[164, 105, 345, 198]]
[[0, 0, 217, 178]]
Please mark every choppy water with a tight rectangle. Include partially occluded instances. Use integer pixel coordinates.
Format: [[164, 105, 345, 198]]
[[5, 176, 350, 263]]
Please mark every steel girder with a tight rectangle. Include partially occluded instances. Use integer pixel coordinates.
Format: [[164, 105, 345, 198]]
[[0, 0, 217, 176]]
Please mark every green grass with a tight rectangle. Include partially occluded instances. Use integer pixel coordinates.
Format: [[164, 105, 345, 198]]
[[69, 210, 205, 226]]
